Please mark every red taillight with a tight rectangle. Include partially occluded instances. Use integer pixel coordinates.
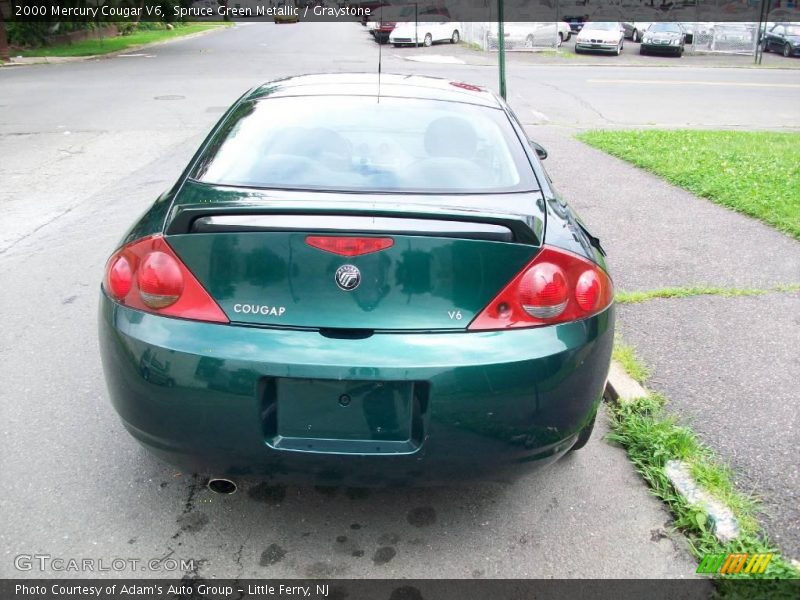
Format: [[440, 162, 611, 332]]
[[138, 251, 183, 308], [519, 262, 569, 319], [102, 235, 228, 323], [468, 246, 613, 331], [306, 236, 394, 256], [107, 255, 132, 300], [575, 269, 601, 312]]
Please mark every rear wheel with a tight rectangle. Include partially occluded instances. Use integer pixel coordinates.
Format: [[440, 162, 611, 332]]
[[557, 32, 564, 47], [423, 33, 433, 47], [525, 34, 535, 49], [761, 39, 769, 53], [784, 43, 792, 58], [639, 45, 647, 55], [633, 29, 640, 42], [450, 30, 460, 44], [570, 412, 597, 452]]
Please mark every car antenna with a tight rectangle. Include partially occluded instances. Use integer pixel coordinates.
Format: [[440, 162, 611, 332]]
[[377, 3, 382, 103]]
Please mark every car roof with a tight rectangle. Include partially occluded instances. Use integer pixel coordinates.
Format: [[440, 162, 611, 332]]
[[245, 73, 502, 109]]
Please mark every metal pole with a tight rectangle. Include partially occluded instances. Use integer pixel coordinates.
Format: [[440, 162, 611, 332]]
[[498, 0, 506, 99], [755, 0, 768, 65], [415, 2, 418, 47]]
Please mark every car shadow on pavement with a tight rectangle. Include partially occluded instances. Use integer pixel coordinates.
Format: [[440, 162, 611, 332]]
[[117, 406, 702, 579]]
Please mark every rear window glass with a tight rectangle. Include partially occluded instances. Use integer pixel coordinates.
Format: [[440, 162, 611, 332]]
[[192, 96, 535, 193]]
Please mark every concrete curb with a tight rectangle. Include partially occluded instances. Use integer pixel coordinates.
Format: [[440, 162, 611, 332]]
[[605, 360, 648, 404], [665, 460, 740, 543], [605, 360, 741, 544]]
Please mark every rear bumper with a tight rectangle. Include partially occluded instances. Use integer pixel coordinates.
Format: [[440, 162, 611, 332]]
[[99, 295, 614, 484]]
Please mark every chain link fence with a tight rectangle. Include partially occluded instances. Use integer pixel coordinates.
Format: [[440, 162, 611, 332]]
[[461, 22, 563, 51], [459, 21, 490, 50], [463, 21, 760, 56], [689, 22, 758, 55]]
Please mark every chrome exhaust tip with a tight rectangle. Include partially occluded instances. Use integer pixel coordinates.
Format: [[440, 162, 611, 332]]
[[207, 478, 237, 495]]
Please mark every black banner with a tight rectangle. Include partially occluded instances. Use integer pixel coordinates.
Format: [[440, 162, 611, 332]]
[[2, 0, 793, 24], [4, 579, 800, 600]]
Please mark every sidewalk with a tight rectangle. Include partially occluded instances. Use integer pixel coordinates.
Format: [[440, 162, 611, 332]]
[[530, 126, 800, 559]]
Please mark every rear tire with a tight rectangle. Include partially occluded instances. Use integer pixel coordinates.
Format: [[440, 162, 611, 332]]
[[640, 45, 647, 55], [784, 43, 792, 58], [633, 29, 639, 42], [450, 30, 460, 44], [557, 32, 564, 47], [423, 33, 433, 47], [761, 39, 769, 53], [570, 412, 597, 452]]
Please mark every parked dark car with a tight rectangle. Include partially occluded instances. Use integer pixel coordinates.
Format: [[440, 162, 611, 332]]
[[564, 16, 587, 34], [98, 74, 615, 484], [761, 23, 800, 57], [640, 22, 686, 56]]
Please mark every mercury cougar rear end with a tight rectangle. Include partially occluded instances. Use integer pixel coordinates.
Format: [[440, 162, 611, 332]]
[[98, 74, 614, 484]]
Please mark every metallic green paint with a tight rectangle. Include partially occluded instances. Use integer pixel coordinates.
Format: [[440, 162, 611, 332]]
[[99, 295, 614, 482], [168, 231, 536, 330], [99, 75, 615, 482]]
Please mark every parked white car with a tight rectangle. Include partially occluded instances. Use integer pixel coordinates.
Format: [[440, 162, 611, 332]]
[[389, 19, 460, 47], [575, 21, 625, 55]]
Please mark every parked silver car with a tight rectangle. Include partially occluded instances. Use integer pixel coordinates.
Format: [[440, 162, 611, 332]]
[[623, 21, 651, 42]]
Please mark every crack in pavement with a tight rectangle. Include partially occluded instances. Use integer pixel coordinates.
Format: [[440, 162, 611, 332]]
[[537, 81, 615, 124], [0, 206, 75, 256]]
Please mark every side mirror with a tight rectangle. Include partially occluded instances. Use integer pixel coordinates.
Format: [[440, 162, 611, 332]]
[[529, 140, 548, 160]]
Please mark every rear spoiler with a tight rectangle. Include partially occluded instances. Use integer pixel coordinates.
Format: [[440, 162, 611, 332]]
[[166, 204, 542, 245], [190, 214, 515, 242]]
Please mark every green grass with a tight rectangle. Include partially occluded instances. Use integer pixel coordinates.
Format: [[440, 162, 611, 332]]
[[612, 340, 650, 384], [616, 283, 800, 304], [462, 41, 484, 52], [608, 341, 800, 591], [577, 130, 800, 240], [538, 49, 578, 58], [19, 24, 228, 58]]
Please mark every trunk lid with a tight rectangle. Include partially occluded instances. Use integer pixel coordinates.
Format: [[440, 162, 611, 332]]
[[165, 182, 544, 331]]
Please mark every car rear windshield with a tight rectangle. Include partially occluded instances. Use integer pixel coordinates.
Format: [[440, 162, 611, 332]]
[[192, 96, 536, 193]]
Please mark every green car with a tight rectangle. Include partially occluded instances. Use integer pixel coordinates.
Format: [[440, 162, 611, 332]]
[[99, 74, 614, 487]]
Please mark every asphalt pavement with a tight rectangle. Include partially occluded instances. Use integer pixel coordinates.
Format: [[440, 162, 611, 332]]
[[0, 21, 797, 578]]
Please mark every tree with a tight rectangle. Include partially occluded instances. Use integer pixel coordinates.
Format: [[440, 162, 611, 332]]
[[0, 1, 10, 62]]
